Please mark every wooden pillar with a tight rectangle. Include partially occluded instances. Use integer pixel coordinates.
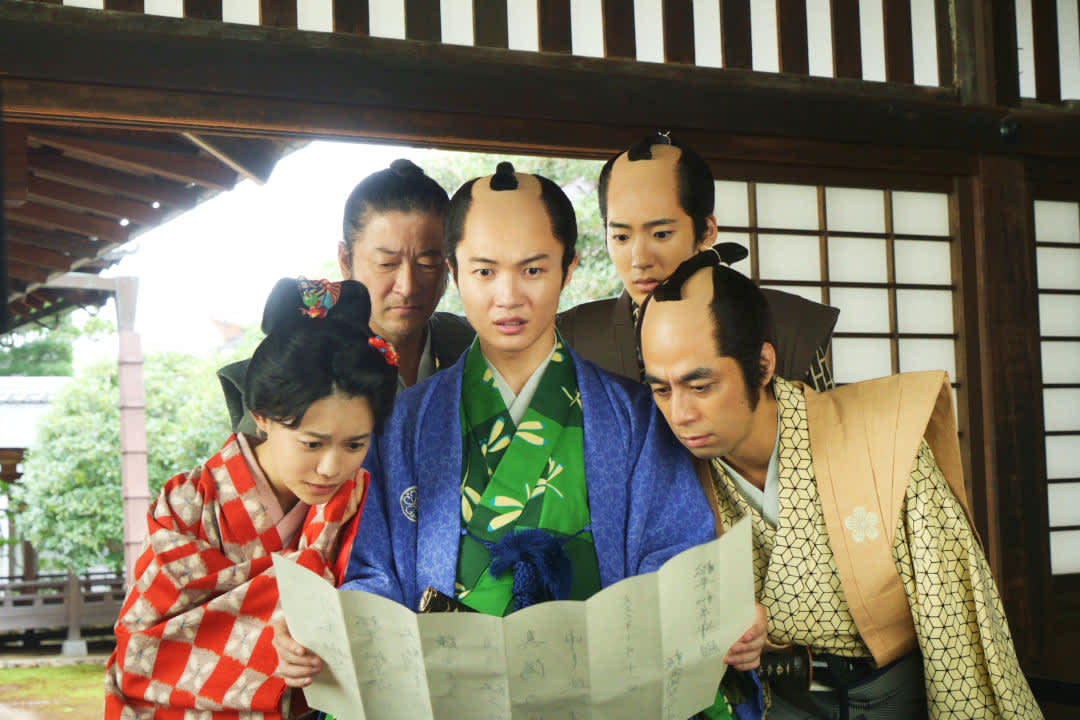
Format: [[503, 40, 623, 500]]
[[61, 570, 86, 656], [965, 155, 1050, 674], [116, 278, 150, 588]]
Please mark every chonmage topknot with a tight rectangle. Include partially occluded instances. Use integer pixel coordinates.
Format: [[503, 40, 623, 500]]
[[490, 161, 519, 191]]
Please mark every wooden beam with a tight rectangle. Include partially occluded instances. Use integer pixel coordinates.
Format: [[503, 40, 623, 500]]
[[538, 0, 572, 54], [183, 0, 222, 20], [776, 0, 809, 75], [934, 0, 954, 88], [882, 0, 914, 84], [473, 0, 508, 49], [333, 0, 369, 35], [6, 203, 129, 243], [1031, 0, 1061, 103], [6, 223, 95, 256], [28, 132, 237, 190], [966, 155, 1050, 672], [720, 0, 752, 69], [405, 0, 440, 42], [104, 0, 143, 12], [260, 0, 297, 29], [7, 239, 71, 271], [181, 133, 282, 185], [6, 258, 50, 284], [830, 0, 861, 79], [602, 0, 636, 59], [953, 0, 1019, 105], [27, 149, 198, 209], [662, 0, 695, 65], [4, 123, 27, 207], [3, 5, 1079, 159], [27, 176, 163, 224]]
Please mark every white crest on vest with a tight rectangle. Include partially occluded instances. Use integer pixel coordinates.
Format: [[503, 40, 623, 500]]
[[400, 485, 418, 523], [844, 506, 880, 543]]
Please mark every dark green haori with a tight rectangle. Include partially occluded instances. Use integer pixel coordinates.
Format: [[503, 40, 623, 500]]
[[455, 334, 601, 616]]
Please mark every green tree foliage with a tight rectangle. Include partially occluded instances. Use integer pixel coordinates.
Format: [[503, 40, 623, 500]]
[[12, 350, 242, 572], [421, 151, 622, 312], [0, 313, 113, 376]]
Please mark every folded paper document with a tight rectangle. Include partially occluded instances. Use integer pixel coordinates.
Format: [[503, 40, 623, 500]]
[[273, 516, 753, 720]]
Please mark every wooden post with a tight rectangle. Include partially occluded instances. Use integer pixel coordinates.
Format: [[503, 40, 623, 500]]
[[965, 155, 1050, 674], [61, 570, 86, 656], [115, 278, 150, 589]]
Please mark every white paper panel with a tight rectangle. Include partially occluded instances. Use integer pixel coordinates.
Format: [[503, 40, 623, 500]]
[[298, 0, 333, 31], [1049, 483, 1080, 528], [1060, 0, 1080, 100], [825, 188, 885, 233], [571, 0, 604, 57], [758, 235, 821, 281], [897, 290, 954, 333], [145, 0, 184, 17], [1036, 247, 1080, 290], [1044, 389, 1080, 432], [750, 0, 779, 72], [1050, 530, 1080, 574], [828, 237, 887, 283], [714, 181, 749, 226], [892, 191, 949, 236], [762, 284, 823, 305], [63, 0, 104, 8], [898, 339, 956, 378], [370, 0, 406, 39], [858, 0, 886, 81], [507, 0, 540, 51], [715, 233, 751, 269], [1046, 435, 1080, 479], [831, 288, 890, 333], [1034, 200, 1080, 244], [895, 239, 952, 285], [911, 0, 939, 86], [1016, 0, 1038, 98], [806, 0, 834, 77], [441, 0, 474, 46], [756, 184, 818, 230], [1039, 295, 1080, 336], [1041, 341, 1080, 383], [634, 0, 665, 63], [693, 0, 724, 69], [832, 338, 893, 383]]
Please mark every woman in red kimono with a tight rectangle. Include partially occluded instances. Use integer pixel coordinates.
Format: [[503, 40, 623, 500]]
[[105, 277, 397, 719]]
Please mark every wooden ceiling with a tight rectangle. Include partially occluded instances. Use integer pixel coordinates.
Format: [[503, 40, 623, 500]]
[[3, 122, 294, 334]]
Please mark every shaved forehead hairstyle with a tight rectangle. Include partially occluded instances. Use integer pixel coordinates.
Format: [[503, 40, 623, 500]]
[[597, 133, 716, 243], [444, 161, 578, 278], [638, 247, 777, 404]]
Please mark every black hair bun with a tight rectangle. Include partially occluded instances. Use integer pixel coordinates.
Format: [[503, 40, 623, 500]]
[[490, 161, 519, 191], [390, 158, 424, 177], [260, 278, 373, 337], [260, 277, 304, 335], [328, 280, 374, 336]]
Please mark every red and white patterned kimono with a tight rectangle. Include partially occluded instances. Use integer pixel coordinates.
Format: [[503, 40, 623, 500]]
[[104, 433, 365, 720]]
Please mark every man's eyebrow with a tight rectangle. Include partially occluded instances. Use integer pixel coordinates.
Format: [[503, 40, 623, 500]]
[[643, 372, 666, 385], [607, 219, 678, 230], [677, 367, 715, 384], [373, 246, 402, 256], [517, 253, 550, 267]]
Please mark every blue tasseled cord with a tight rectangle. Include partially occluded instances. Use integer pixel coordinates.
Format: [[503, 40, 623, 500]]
[[464, 526, 589, 611]]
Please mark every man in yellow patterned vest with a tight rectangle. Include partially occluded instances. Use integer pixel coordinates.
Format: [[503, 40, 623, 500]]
[[637, 249, 1041, 719]]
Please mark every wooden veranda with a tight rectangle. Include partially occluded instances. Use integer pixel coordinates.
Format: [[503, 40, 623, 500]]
[[1, 0, 1078, 714]]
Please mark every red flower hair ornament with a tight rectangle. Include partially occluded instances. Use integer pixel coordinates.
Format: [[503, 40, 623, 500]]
[[368, 335, 400, 367]]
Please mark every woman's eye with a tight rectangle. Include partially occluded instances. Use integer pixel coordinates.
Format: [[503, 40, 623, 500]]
[[303, 441, 321, 450]]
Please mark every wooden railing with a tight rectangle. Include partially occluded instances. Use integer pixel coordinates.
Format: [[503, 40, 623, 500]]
[[0, 571, 125, 639]]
